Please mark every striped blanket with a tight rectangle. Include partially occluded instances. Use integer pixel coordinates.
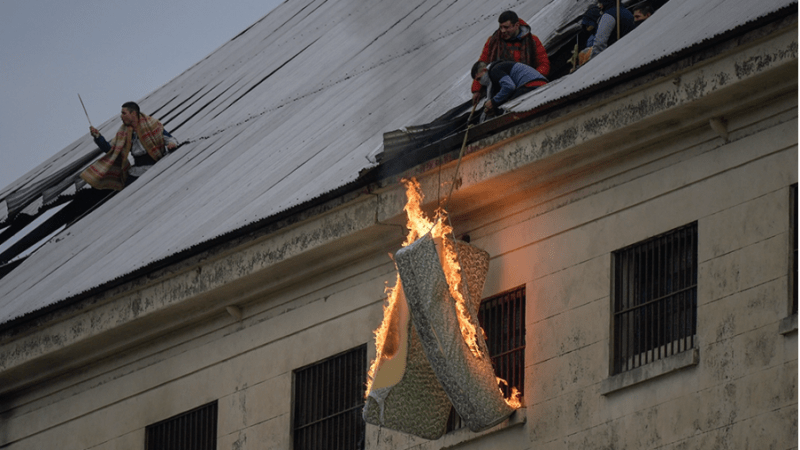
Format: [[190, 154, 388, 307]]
[[80, 114, 165, 190]]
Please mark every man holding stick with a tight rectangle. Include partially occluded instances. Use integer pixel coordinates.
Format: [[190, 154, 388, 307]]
[[81, 101, 178, 190]]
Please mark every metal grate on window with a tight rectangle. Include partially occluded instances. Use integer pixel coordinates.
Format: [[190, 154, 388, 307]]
[[145, 401, 218, 450], [612, 222, 698, 374], [447, 285, 526, 431], [293, 345, 366, 450]]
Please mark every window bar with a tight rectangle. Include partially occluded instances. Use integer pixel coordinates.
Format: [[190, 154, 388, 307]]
[[659, 237, 665, 360], [793, 185, 798, 315], [683, 226, 689, 345], [669, 229, 676, 356], [629, 248, 635, 371], [625, 250, 632, 372], [648, 240, 654, 366], [688, 224, 698, 347], [616, 253, 623, 373], [679, 226, 692, 349]]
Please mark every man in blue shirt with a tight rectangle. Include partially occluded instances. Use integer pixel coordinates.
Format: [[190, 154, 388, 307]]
[[471, 60, 547, 114]]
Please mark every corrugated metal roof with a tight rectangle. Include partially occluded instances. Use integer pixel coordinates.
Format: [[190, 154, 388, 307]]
[[0, 0, 794, 325], [507, 0, 797, 113]]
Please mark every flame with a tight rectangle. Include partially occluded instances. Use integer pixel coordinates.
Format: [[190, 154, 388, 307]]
[[506, 387, 523, 408], [365, 274, 404, 394], [366, 178, 520, 409], [497, 377, 523, 409], [400, 178, 483, 359]]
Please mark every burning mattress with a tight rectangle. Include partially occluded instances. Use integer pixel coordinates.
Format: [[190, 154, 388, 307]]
[[363, 232, 517, 439]]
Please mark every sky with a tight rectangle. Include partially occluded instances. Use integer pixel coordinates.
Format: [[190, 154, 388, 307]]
[[0, 0, 284, 191]]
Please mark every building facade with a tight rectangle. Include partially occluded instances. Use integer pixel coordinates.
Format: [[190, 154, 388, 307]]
[[0, 2, 796, 450]]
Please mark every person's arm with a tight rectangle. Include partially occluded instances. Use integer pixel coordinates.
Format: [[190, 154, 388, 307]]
[[163, 129, 178, 151], [490, 70, 517, 106], [530, 34, 551, 77], [592, 13, 616, 56], [89, 126, 111, 153]]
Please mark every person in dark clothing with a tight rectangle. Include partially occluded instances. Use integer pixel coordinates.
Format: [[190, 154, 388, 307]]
[[591, 0, 636, 57], [471, 10, 550, 106], [581, 5, 603, 48], [471, 60, 547, 114]]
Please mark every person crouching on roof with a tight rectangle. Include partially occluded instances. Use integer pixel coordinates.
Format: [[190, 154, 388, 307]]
[[471, 10, 550, 107], [590, 0, 635, 58], [471, 60, 547, 116], [81, 101, 178, 190]]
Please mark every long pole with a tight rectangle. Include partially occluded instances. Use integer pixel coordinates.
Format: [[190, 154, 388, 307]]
[[78, 93, 93, 127], [616, 0, 621, 40]]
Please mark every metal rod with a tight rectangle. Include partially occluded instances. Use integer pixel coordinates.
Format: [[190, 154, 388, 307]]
[[78, 93, 93, 127]]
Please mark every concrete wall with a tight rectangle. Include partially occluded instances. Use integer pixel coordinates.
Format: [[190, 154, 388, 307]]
[[0, 19, 796, 450]]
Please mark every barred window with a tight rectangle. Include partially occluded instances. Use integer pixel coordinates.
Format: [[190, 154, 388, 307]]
[[447, 285, 526, 431], [293, 345, 366, 450], [145, 401, 217, 450], [612, 222, 698, 374]]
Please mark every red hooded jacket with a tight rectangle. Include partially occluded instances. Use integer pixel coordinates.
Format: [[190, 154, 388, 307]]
[[472, 19, 550, 94]]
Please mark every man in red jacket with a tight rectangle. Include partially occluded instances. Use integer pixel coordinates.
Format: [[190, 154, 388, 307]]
[[471, 10, 550, 106]]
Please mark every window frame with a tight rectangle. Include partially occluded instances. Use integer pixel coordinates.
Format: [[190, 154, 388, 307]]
[[145, 400, 218, 450], [292, 344, 367, 450], [609, 222, 699, 376], [780, 184, 798, 335]]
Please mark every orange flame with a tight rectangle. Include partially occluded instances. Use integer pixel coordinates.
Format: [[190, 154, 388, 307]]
[[398, 178, 483, 360], [366, 178, 520, 409]]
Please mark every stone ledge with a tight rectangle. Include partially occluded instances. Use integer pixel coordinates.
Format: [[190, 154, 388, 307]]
[[779, 314, 797, 335], [600, 348, 700, 396], [417, 407, 527, 450]]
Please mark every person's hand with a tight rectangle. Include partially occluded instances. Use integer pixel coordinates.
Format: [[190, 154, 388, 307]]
[[89, 126, 100, 138], [167, 142, 177, 151], [472, 91, 482, 106], [483, 99, 494, 111]]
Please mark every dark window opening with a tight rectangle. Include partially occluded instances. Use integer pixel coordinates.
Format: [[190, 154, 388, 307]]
[[447, 285, 526, 432], [293, 345, 366, 450], [612, 222, 698, 375], [145, 401, 218, 450]]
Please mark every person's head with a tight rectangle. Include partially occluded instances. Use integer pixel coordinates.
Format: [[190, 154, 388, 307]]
[[471, 61, 490, 86], [120, 101, 141, 126], [633, 4, 654, 22], [597, 0, 616, 11], [581, 5, 602, 32], [498, 10, 520, 40], [471, 61, 488, 80]]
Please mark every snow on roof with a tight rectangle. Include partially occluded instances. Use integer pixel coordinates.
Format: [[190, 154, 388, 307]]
[[0, 0, 795, 325]]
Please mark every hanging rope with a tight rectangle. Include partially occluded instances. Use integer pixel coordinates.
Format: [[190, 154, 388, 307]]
[[442, 102, 478, 213]]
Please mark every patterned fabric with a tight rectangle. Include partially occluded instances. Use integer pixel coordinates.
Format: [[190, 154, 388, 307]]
[[362, 286, 452, 440], [80, 114, 165, 190], [471, 19, 550, 94], [395, 234, 516, 433]]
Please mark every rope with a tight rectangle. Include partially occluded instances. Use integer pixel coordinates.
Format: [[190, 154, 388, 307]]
[[442, 102, 478, 213]]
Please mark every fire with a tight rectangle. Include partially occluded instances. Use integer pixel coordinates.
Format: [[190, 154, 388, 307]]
[[498, 377, 523, 409], [366, 178, 520, 409], [400, 178, 482, 359]]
